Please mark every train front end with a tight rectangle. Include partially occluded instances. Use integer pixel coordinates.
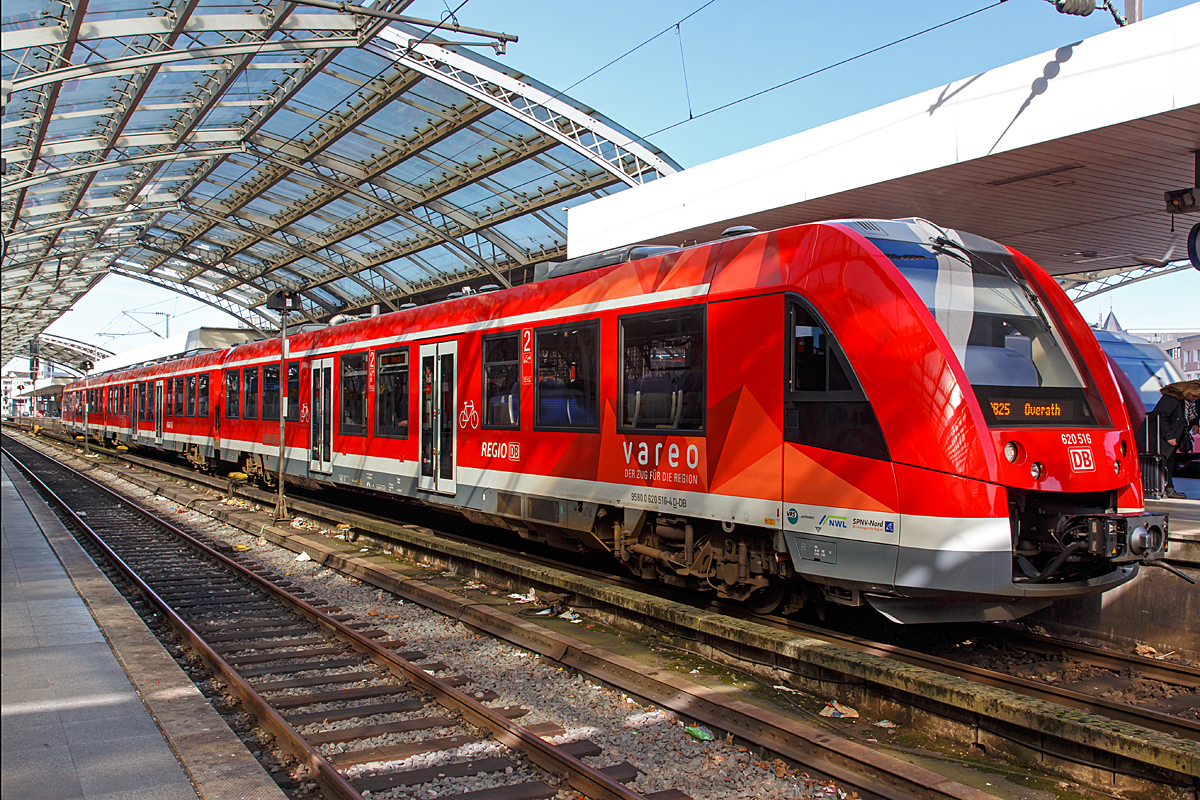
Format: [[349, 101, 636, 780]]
[[853, 219, 1170, 623]]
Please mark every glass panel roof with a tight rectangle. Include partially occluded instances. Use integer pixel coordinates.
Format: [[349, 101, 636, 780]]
[[1, 4, 679, 364]]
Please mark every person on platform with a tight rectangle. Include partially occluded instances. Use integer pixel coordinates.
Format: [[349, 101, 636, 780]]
[[1140, 380, 1200, 499]]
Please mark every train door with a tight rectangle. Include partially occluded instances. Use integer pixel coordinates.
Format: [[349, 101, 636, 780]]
[[310, 357, 333, 474], [418, 341, 457, 495], [131, 384, 140, 440], [154, 381, 164, 444]]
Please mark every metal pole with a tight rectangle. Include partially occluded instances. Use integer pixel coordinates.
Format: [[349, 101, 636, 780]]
[[274, 313, 288, 521]]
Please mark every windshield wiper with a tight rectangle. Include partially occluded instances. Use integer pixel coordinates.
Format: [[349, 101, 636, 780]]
[[931, 236, 1053, 332]]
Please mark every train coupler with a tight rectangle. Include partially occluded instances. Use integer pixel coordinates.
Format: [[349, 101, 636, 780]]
[[1080, 513, 1168, 563]]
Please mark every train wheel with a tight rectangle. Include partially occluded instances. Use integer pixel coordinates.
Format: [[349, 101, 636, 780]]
[[746, 579, 789, 615]]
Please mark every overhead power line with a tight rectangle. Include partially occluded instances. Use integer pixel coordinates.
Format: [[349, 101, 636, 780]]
[[451, 0, 1012, 218], [645, 0, 1009, 139]]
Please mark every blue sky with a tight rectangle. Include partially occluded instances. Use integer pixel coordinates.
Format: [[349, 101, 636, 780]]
[[38, 0, 1197, 361]]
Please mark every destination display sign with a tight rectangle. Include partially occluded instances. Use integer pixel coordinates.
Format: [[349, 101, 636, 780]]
[[981, 395, 1093, 425]]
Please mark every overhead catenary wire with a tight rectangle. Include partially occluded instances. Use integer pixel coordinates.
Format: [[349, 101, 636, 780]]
[[401, 0, 721, 192], [449, 0, 1011, 218], [641, 0, 1009, 139]]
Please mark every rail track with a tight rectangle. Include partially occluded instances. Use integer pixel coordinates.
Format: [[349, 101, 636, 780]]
[[3, 437, 692, 800], [7, 425, 1198, 797], [29, 425, 1195, 737]]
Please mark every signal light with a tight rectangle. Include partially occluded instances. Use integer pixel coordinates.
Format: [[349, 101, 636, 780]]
[[1165, 188, 1196, 215], [1030, 462, 1045, 480]]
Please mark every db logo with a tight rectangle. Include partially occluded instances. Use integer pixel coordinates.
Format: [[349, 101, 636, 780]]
[[1068, 446, 1095, 473]]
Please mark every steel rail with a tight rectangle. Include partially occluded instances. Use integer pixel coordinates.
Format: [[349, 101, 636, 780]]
[[2, 440, 661, 800], [17, 425, 1200, 731], [5, 428, 1009, 800], [979, 628, 1200, 689], [3, 446, 366, 800], [16, 425, 1198, 740], [770, 618, 1200, 742]]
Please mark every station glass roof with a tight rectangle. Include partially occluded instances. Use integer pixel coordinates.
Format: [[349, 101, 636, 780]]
[[2, 0, 680, 364]]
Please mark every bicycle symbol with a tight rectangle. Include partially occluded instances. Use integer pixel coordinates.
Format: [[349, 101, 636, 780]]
[[459, 400, 479, 429]]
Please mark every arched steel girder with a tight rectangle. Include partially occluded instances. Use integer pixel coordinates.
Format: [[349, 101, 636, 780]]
[[131, 30, 677, 306], [0, 246, 122, 276], [130, 241, 326, 324], [0, 146, 246, 196], [172, 203, 399, 311], [1061, 262, 1195, 302], [7, 204, 181, 242], [137, 160, 618, 313], [206, 136, 560, 271], [12, 333, 114, 375], [248, 149, 511, 288], [7, 37, 364, 101], [367, 29, 680, 187], [109, 267, 273, 335]]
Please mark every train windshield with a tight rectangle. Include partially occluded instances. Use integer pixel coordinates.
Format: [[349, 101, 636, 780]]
[[872, 237, 1099, 427]]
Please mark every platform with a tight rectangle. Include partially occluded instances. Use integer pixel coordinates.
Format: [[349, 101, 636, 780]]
[[1, 455, 287, 800]]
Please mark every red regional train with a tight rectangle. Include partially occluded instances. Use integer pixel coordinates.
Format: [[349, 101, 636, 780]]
[[63, 218, 1171, 623]]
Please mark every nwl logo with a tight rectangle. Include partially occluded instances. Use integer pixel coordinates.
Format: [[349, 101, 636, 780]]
[[816, 514, 847, 532], [1068, 447, 1095, 473]]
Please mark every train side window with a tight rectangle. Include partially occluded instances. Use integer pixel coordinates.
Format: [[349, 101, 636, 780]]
[[789, 303, 852, 394], [263, 365, 280, 421], [225, 369, 241, 419], [784, 297, 889, 461], [340, 352, 367, 436], [140, 383, 147, 421], [534, 323, 599, 431], [174, 377, 186, 416], [243, 366, 259, 420], [619, 305, 705, 432], [482, 334, 520, 429], [375, 348, 409, 438], [186, 375, 197, 417], [286, 362, 300, 422], [197, 374, 209, 417]]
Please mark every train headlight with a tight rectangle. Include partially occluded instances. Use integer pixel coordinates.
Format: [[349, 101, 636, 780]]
[[1030, 461, 1044, 480], [1119, 439, 1128, 457], [1004, 441, 1019, 463], [1113, 459, 1121, 475]]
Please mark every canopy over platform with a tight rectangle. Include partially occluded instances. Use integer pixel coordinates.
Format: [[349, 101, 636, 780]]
[[568, 5, 1200, 300], [1, 0, 679, 365]]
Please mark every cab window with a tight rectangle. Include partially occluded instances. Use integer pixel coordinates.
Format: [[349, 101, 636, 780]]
[[784, 297, 888, 460]]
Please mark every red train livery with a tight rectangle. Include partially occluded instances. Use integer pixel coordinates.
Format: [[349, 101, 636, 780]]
[[63, 218, 1169, 623]]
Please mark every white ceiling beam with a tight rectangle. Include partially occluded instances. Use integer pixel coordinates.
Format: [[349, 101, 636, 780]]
[[9, 37, 361, 95]]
